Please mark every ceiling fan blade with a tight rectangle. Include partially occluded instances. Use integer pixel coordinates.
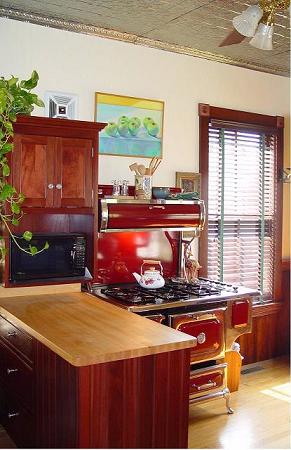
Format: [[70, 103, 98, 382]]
[[219, 28, 247, 47]]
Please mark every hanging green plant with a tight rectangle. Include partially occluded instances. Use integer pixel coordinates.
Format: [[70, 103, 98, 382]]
[[0, 70, 48, 260]]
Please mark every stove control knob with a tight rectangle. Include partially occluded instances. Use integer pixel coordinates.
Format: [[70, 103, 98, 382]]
[[197, 332, 206, 344], [233, 286, 239, 292]]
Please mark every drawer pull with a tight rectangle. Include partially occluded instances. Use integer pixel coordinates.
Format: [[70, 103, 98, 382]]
[[8, 412, 20, 419], [56, 183, 62, 190], [148, 205, 165, 209], [195, 381, 217, 391], [7, 368, 19, 375], [7, 331, 17, 337]]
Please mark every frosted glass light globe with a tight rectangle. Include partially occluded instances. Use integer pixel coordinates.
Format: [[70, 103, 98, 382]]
[[250, 23, 274, 50], [232, 5, 263, 37]]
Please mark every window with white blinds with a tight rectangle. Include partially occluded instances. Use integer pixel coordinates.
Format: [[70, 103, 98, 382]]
[[208, 125, 276, 302]]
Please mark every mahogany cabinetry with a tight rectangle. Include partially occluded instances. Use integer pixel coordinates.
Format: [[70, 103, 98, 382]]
[[0, 315, 34, 448], [3, 116, 105, 286], [0, 312, 190, 449], [11, 116, 104, 210]]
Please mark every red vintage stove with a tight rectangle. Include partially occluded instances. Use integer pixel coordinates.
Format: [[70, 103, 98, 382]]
[[88, 194, 258, 413]]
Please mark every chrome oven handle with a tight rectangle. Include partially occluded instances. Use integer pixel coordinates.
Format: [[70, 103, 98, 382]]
[[148, 205, 165, 209], [199, 200, 206, 231], [196, 381, 217, 391]]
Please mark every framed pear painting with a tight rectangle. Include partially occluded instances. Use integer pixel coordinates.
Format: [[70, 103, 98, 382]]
[[95, 92, 164, 158]]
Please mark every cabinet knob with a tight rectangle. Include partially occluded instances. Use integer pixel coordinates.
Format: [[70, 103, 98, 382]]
[[7, 368, 19, 375], [7, 331, 17, 337], [48, 184, 54, 190], [56, 184, 62, 190], [8, 412, 20, 419]]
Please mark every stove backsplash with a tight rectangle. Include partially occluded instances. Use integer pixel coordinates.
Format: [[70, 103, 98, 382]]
[[96, 230, 180, 285]]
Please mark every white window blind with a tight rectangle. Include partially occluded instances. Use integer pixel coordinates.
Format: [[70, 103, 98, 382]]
[[208, 125, 276, 301]]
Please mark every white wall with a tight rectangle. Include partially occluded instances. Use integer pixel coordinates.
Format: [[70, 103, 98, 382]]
[[1, 17, 290, 255]]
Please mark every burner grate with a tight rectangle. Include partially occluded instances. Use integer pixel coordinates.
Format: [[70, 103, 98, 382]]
[[99, 278, 230, 305]]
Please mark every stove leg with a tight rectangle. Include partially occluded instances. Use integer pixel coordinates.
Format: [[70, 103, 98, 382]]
[[223, 387, 234, 414]]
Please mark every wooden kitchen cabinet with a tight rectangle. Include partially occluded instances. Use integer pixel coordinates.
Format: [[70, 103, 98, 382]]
[[11, 116, 105, 210], [0, 315, 35, 448], [0, 294, 193, 449]]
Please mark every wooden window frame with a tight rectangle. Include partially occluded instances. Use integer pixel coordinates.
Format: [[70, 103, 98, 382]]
[[198, 103, 284, 302]]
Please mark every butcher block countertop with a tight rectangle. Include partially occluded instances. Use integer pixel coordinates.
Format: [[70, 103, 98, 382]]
[[0, 291, 194, 367]]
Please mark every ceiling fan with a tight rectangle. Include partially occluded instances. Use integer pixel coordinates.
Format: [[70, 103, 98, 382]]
[[219, 0, 290, 50]]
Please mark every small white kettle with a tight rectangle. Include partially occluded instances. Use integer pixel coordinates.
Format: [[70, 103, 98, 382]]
[[132, 260, 165, 289]]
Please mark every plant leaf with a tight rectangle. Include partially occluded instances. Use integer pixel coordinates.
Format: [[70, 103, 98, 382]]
[[44, 241, 49, 250], [0, 143, 13, 155], [7, 77, 18, 88], [11, 202, 20, 214], [18, 193, 25, 203], [20, 71, 39, 90], [22, 231, 32, 241], [2, 164, 10, 177], [29, 245, 38, 256], [0, 183, 15, 200]]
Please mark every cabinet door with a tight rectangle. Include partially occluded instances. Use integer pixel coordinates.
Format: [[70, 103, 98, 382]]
[[12, 134, 55, 208], [54, 137, 93, 208]]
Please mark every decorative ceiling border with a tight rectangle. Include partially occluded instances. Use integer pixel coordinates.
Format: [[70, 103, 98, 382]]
[[0, 7, 288, 77]]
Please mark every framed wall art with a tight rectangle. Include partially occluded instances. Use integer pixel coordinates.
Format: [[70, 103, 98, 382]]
[[176, 172, 201, 194], [95, 92, 164, 158]]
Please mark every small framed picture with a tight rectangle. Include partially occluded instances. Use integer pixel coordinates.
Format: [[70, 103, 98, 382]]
[[175, 172, 201, 194]]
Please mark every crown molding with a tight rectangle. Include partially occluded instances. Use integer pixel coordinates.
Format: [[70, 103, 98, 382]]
[[0, 7, 288, 77]]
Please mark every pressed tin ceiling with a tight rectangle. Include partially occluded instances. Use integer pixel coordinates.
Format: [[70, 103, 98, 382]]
[[0, 0, 290, 76]]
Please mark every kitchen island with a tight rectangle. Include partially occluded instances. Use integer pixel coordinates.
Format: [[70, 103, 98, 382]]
[[0, 287, 194, 448]]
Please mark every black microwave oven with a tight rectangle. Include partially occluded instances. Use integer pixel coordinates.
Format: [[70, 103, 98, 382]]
[[10, 233, 87, 282]]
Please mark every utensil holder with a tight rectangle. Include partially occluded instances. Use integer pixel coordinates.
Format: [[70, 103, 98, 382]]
[[135, 175, 152, 199]]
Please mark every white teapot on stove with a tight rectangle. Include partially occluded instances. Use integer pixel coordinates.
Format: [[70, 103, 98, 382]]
[[132, 260, 165, 289]]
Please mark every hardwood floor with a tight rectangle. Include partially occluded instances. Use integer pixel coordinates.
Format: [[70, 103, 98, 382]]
[[189, 356, 290, 449], [0, 356, 289, 449]]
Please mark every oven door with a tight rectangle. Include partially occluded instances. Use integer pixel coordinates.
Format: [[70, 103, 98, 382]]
[[168, 308, 226, 363]]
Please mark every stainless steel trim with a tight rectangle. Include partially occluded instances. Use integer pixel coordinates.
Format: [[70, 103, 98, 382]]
[[98, 198, 205, 232], [199, 201, 206, 231], [189, 388, 229, 405], [101, 198, 203, 205], [100, 199, 109, 231], [100, 226, 201, 233], [168, 307, 227, 326], [196, 381, 217, 390], [92, 289, 257, 313], [190, 362, 227, 376]]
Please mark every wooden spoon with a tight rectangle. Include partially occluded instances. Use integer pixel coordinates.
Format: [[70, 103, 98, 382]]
[[137, 164, 146, 176]]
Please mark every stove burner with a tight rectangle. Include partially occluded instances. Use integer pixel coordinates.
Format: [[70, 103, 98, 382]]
[[99, 277, 236, 306]]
